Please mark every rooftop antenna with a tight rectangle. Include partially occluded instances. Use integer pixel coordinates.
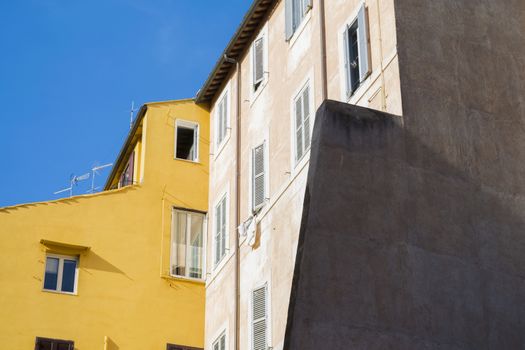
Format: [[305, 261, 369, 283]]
[[54, 173, 91, 198], [130, 100, 137, 129], [88, 163, 113, 194]]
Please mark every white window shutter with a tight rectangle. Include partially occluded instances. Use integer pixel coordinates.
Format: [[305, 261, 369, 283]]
[[342, 27, 352, 97], [252, 286, 268, 350], [302, 86, 311, 148], [295, 97, 304, 161], [254, 38, 264, 86], [220, 334, 225, 350], [215, 204, 221, 265], [252, 143, 266, 210], [220, 198, 226, 258], [285, 0, 294, 40], [357, 4, 370, 81]]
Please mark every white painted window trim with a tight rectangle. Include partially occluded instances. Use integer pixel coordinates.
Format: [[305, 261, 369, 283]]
[[170, 208, 207, 281], [338, 1, 371, 103], [248, 281, 272, 350], [213, 190, 229, 269], [42, 253, 79, 295], [290, 70, 315, 171], [212, 330, 227, 350], [214, 82, 231, 158], [174, 119, 200, 163], [250, 22, 269, 106]]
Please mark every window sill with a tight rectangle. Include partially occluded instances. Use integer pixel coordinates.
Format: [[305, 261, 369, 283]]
[[173, 157, 201, 165], [214, 133, 231, 160], [287, 10, 312, 49], [161, 274, 206, 285], [42, 289, 78, 296], [249, 78, 269, 107]]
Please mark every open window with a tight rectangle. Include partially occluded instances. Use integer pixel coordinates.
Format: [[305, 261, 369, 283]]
[[170, 209, 205, 280], [342, 4, 371, 98], [175, 120, 199, 162], [285, 0, 312, 40]]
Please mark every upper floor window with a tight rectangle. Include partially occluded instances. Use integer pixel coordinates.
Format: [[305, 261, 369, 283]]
[[251, 285, 269, 350], [214, 194, 228, 267], [293, 81, 312, 163], [342, 4, 371, 98], [43, 254, 78, 294], [251, 24, 268, 97], [171, 209, 205, 280], [285, 0, 312, 40], [175, 120, 199, 162], [212, 332, 226, 350], [216, 91, 229, 148], [251, 142, 267, 212], [35, 337, 74, 350], [119, 151, 135, 188], [167, 344, 203, 350]]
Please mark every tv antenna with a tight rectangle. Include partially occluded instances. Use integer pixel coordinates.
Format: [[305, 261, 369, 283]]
[[54, 173, 91, 197], [87, 163, 113, 194], [130, 100, 138, 129]]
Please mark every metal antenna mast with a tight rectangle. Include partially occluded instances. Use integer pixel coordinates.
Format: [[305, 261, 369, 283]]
[[130, 101, 137, 129], [89, 163, 113, 194]]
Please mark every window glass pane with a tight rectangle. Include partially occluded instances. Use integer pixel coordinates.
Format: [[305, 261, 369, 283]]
[[61, 259, 77, 293], [36, 338, 53, 350], [188, 214, 204, 279], [171, 212, 187, 276], [44, 257, 59, 290], [56, 342, 72, 350], [348, 24, 360, 94]]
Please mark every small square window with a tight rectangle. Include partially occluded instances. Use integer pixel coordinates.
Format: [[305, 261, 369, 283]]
[[43, 255, 78, 294], [35, 337, 74, 350], [175, 121, 199, 162]]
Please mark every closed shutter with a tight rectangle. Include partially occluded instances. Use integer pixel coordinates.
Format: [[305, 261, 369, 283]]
[[217, 98, 224, 145], [214, 204, 221, 265], [285, 0, 294, 40], [220, 334, 226, 350], [252, 143, 266, 210], [302, 85, 311, 148], [295, 97, 304, 161], [357, 4, 370, 81], [253, 37, 264, 86], [252, 286, 268, 350], [220, 197, 226, 260]]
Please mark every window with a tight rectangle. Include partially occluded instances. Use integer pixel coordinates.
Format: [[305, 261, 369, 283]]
[[171, 209, 205, 279], [251, 143, 266, 211], [175, 120, 199, 162], [251, 285, 268, 350], [285, 0, 312, 40], [212, 332, 226, 350], [119, 151, 135, 187], [293, 82, 312, 163], [342, 5, 370, 97], [252, 36, 265, 92], [166, 344, 203, 350], [214, 195, 227, 266], [43, 254, 78, 294], [35, 337, 74, 350], [216, 91, 228, 147]]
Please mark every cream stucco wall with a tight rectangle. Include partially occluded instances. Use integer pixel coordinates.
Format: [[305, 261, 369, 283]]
[[205, 1, 402, 349]]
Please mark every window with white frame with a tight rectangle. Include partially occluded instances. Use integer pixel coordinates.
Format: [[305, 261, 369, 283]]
[[293, 81, 312, 163], [252, 285, 268, 350], [214, 194, 227, 266], [213, 332, 226, 350], [175, 120, 199, 162], [43, 254, 78, 294], [216, 91, 228, 147], [285, 0, 312, 40], [170, 209, 205, 279], [251, 142, 266, 212], [342, 4, 371, 98], [252, 35, 265, 92]]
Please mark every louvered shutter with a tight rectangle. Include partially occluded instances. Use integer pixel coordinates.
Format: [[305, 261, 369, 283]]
[[217, 99, 224, 145], [214, 204, 222, 265], [220, 198, 226, 259], [295, 97, 304, 161], [342, 27, 352, 98], [254, 38, 264, 86], [302, 86, 311, 148], [220, 334, 225, 350], [252, 286, 267, 350], [357, 4, 370, 81], [285, 0, 294, 40], [252, 143, 266, 210]]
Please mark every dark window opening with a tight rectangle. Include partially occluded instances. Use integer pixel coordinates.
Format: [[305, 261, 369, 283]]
[[167, 344, 203, 350], [35, 337, 74, 350], [347, 22, 360, 94], [176, 125, 197, 161]]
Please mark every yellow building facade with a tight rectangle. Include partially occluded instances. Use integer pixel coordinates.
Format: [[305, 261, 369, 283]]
[[0, 99, 209, 350]]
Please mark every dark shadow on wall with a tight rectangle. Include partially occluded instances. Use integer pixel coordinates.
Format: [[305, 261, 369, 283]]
[[283, 101, 525, 350], [82, 251, 133, 281]]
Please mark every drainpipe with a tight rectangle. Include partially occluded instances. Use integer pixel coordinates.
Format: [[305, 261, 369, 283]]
[[319, 0, 328, 101], [224, 53, 241, 350]]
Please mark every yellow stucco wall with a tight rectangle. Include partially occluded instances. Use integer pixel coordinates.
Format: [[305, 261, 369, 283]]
[[0, 99, 209, 350]]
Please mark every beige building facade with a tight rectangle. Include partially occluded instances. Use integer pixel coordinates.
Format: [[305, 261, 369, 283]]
[[196, 0, 402, 349]]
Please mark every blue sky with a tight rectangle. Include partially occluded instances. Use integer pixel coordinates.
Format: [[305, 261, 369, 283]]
[[0, 0, 251, 207]]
